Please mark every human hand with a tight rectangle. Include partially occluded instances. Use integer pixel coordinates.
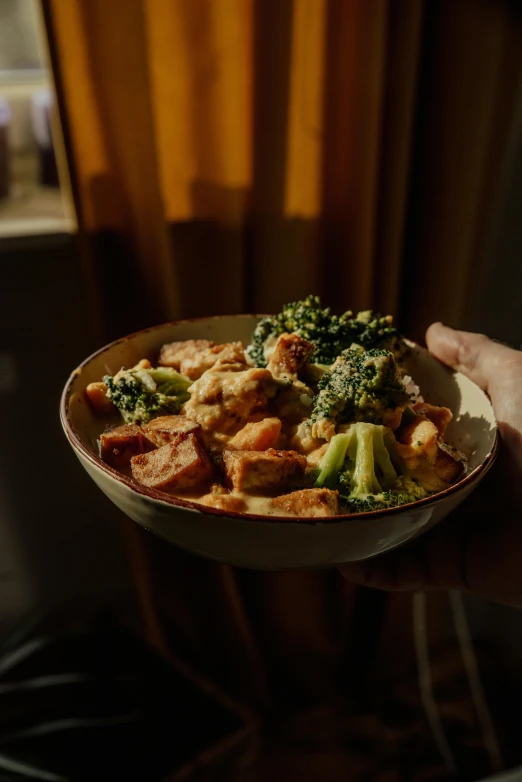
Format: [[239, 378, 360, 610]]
[[339, 323, 522, 608]]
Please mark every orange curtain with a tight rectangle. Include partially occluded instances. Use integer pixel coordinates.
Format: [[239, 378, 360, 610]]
[[44, 0, 522, 337], [43, 2, 522, 779]]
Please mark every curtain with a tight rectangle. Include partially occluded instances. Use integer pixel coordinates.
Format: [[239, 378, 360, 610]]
[[43, 1, 522, 779], [44, 0, 522, 337]]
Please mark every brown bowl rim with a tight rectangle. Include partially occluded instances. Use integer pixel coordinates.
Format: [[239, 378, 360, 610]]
[[60, 314, 500, 526]]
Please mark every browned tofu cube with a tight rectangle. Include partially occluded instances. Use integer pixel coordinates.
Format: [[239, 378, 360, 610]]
[[130, 434, 213, 491], [141, 415, 201, 447], [434, 442, 466, 484], [267, 333, 315, 379], [269, 488, 340, 518], [159, 339, 246, 380], [158, 339, 215, 370], [222, 449, 306, 493], [99, 424, 153, 469]]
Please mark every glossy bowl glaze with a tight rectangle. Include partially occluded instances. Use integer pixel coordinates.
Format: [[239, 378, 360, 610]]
[[61, 316, 498, 570]]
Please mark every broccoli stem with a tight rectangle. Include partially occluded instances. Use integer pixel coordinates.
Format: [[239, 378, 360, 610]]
[[148, 368, 192, 389], [314, 432, 352, 489], [372, 426, 398, 489], [349, 423, 382, 495]]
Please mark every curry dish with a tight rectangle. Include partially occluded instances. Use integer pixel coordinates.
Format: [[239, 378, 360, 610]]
[[85, 298, 466, 518]]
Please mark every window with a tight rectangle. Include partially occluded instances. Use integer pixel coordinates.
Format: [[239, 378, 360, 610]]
[[0, 0, 75, 238]]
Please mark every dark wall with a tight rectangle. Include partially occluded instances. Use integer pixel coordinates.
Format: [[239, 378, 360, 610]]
[[0, 233, 136, 634]]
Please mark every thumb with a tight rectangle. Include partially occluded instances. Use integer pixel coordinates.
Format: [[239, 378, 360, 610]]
[[425, 322, 518, 395], [426, 322, 522, 467]]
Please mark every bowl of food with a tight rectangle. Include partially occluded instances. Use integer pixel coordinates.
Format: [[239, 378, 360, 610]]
[[60, 297, 498, 570]]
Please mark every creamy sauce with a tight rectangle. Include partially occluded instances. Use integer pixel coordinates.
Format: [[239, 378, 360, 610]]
[[172, 489, 295, 517]]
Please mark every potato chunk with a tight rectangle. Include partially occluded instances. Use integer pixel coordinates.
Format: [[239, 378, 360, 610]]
[[269, 488, 340, 517], [228, 418, 282, 451], [222, 449, 306, 492], [395, 417, 439, 467], [267, 333, 315, 380], [86, 382, 116, 414], [159, 339, 246, 380], [130, 434, 213, 491], [141, 415, 201, 447], [99, 424, 153, 469]]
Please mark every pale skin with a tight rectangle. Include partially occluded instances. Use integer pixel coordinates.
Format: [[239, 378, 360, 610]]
[[339, 322, 522, 608]]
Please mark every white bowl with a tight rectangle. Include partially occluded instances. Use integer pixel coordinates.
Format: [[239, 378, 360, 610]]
[[60, 316, 498, 571]]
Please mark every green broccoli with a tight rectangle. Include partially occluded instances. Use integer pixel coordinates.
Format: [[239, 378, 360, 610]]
[[309, 347, 409, 439], [103, 366, 192, 425], [314, 422, 428, 512], [246, 295, 405, 367], [349, 310, 408, 362], [314, 432, 352, 489], [340, 474, 428, 512]]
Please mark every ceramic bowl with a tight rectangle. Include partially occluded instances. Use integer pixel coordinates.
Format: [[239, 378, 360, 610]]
[[60, 315, 498, 571]]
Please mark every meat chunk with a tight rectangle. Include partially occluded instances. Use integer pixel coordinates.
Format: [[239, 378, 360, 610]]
[[267, 333, 315, 380], [412, 402, 453, 437], [141, 415, 201, 447], [130, 434, 213, 491], [159, 339, 246, 380], [183, 364, 278, 435], [223, 449, 306, 492], [269, 488, 340, 517], [197, 485, 246, 513], [228, 418, 282, 451], [99, 424, 153, 468]]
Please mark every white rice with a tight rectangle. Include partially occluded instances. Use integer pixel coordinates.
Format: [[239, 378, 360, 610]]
[[402, 374, 423, 403]]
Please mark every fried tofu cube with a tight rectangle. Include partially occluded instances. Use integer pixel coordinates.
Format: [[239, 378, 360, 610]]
[[158, 339, 215, 370], [228, 418, 282, 451], [99, 424, 153, 469], [267, 333, 315, 380], [222, 449, 306, 493], [434, 442, 466, 484], [197, 485, 246, 513], [130, 434, 213, 491], [269, 488, 340, 517], [141, 415, 201, 447], [159, 339, 246, 380]]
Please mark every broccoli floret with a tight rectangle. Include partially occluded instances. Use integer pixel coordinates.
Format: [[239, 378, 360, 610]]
[[246, 295, 405, 367], [349, 310, 407, 361], [103, 366, 192, 424], [341, 473, 428, 512], [313, 423, 428, 512], [309, 347, 409, 437]]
